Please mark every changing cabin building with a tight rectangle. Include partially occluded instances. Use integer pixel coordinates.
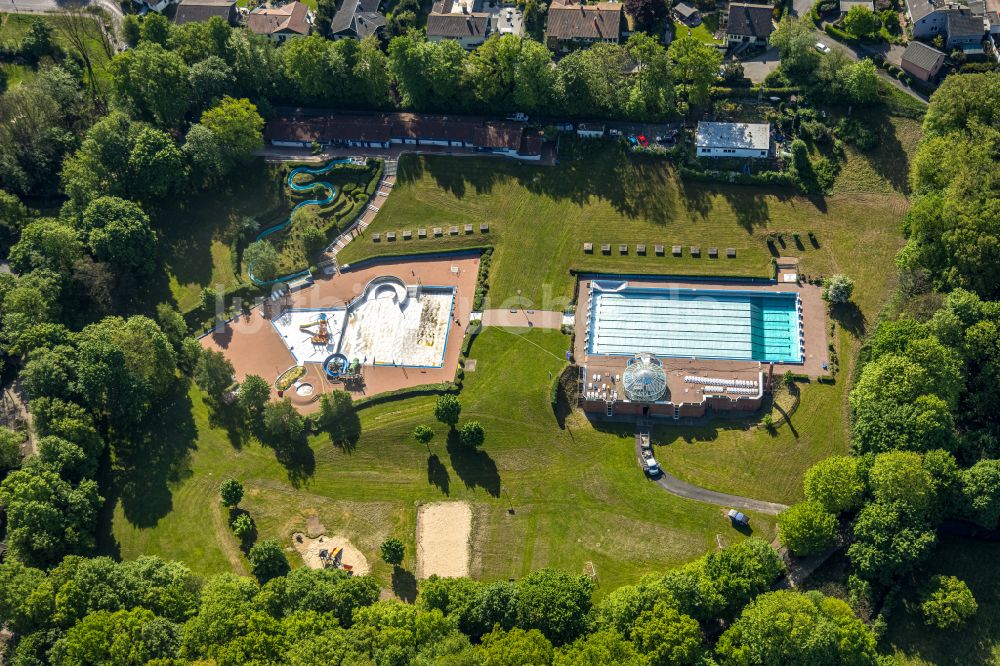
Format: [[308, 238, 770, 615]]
[[695, 122, 770, 158], [264, 113, 545, 160]]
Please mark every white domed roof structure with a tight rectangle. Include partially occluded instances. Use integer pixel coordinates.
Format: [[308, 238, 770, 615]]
[[622, 353, 667, 403]]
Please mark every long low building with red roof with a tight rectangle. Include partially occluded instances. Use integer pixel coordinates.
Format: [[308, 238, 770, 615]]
[[264, 112, 545, 160]]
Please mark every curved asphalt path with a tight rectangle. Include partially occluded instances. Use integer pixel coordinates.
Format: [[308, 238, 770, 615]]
[[634, 434, 789, 515]]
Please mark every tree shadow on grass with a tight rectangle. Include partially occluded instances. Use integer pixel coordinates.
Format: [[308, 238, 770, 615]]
[[207, 400, 249, 449], [446, 430, 500, 497], [427, 453, 450, 495], [260, 431, 316, 488], [392, 566, 418, 603], [831, 301, 867, 338], [116, 379, 198, 528]]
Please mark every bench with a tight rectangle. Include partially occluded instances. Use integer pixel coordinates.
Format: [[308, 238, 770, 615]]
[[601, 244, 611, 255], [433, 227, 443, 237], [619, 244, 628, 255], [654, 244, 664, 256], [372, 233, 381, 242], [726, 247, 736, 258], [464, 224, 473, 234], [402, 230, 412, 240], [386, 231, 396, 241], [449, 226, 459, 235], [480, 223, 490, 233], [708, 247, 718, 258], [418, 228, 427, 238], [672, 245, 682, 256]]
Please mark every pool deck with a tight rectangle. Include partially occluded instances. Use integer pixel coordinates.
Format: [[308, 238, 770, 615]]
[[201, 254, 479, 412], [573, 276, 830, 381]]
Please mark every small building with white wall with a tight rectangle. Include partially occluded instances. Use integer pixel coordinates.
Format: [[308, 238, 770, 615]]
[[695, 122, 770, 158]]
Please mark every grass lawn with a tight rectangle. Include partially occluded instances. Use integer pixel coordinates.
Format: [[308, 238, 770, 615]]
[[673, 19, 723, 45], [337, 140, 909, 504], [108, 327, 777, 595], [0, 14, 114, 91], [338, 141, 909, 309], [832, 116, 923, 195], [883, 537, 1000, 665]]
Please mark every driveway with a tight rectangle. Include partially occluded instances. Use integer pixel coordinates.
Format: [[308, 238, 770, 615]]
[[814, 29, 929, 102], [740, 47, 781, 84]]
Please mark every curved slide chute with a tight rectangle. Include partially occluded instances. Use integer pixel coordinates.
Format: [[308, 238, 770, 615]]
[[248, 158, 354, 286]]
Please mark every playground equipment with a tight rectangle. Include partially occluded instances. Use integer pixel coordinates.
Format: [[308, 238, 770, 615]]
[[300, 313, 330, 345], [247, 158, 354, 286], [323, 353, 351, 379], [319, 547, 343, 569]]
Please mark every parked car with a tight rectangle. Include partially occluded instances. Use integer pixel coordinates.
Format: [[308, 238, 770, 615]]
[[637, 135, 650, 147], [727, 509, 750, 526], [815, 42, 831, 54], [641, 450, 661, 477]]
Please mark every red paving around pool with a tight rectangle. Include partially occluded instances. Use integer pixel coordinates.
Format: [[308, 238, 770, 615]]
[[200, 254, 479, 412]]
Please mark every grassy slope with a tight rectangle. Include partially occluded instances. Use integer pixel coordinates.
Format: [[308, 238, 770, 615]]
[[110, 328, 776, 594], [337, 141, 908, 309], [884, 537, 1000, 666]]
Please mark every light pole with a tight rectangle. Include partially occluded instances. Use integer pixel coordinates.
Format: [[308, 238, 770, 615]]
[[517, 289, 522, 311], [502, 485, 514, 514]]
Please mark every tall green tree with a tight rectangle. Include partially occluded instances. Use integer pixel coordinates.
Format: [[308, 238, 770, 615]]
[[668, 36, 722, 108], [110, 42, 191, 127]]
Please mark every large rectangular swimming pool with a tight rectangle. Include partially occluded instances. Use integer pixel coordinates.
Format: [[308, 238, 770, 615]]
[[586, 283, 802, 363]]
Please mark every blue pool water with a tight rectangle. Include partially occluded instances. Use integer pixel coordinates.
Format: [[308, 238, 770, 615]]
[[587, 284, 802, 363]]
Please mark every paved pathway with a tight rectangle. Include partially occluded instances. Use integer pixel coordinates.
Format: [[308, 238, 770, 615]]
[[635, 426, 789, 515], [481, 309, 565, 330]]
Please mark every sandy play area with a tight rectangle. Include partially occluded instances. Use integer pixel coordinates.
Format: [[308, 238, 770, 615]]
[[416, 501, 472, 579], [292, 532, 371, 575]]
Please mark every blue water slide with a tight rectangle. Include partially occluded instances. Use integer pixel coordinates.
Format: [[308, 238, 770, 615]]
[[248, 158, 354, 286]]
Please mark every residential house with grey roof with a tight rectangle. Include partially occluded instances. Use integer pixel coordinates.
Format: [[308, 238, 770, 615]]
[[174, 0, 237, 24], [725, 3, 774, 47], [426, 0, 492, 48], [330, 0, 386, 40], [946, 7, 986, 47], [900, 40, 946, 80]]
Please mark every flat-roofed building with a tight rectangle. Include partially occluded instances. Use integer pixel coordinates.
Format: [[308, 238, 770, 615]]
[[695, 122, 770, 158]]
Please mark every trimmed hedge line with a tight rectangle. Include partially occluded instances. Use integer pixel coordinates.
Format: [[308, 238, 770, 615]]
[[473, 247, 494, 311], [679, 166, 795, 188], [353, 382, 460, 410], [824, 23, 860, 45], [711, 85, 802, 99]]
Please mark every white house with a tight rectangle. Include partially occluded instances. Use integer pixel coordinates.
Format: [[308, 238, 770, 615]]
[[695, 122, 770, 158], [576, 123, 606, 138]]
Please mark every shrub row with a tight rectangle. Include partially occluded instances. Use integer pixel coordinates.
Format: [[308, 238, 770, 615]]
[[824, 23, 860, 44], [679, 166, 795, 188], [472, 246, 494, 311], [710, 85, 802, 100], [353, 382, 460, 410]]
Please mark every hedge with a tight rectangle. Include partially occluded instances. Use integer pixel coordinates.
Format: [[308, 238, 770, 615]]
[[711, 85, 802, 99], [473, 246, 494, 311], [824, 23, 860, 44], [679, 166, 795, 188], [353, 382, 460, 410]]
